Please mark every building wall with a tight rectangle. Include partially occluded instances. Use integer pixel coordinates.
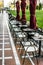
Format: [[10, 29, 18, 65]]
[[0, 0, 4, 9]]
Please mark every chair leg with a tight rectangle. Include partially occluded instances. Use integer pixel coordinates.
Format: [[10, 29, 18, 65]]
[[18, 44, 22, 52], [34, 46, 39, 65], [36, 57, 39, 65], [22, 46, 28, 65], [22, 51, 26, 65], [22, 57, 25, 65], [20, 47, 24, 57]]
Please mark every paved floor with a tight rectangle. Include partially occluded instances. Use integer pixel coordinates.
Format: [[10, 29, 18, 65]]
[[0, 11, 43, 65], [0, 11, 20, 65]]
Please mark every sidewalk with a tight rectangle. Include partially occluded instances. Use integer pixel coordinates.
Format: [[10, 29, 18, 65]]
[[0, 11, 19, 65]]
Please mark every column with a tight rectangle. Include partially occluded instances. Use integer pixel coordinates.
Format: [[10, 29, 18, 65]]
[[16, 1, 20, 21], [30, 0, 37, 29], [21, 0, 26, 25]]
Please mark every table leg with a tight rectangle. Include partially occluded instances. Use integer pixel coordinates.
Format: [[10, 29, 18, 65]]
[[39, 40, 41, 56]]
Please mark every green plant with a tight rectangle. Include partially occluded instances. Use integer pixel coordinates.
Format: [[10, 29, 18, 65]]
[[26, 5, 29, 9], [36, 5, 39, 10], [39, 3, 42, 10]]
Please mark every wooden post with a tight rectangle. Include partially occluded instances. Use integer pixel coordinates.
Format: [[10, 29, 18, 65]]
[[21, 0, 26, 25], [30, 0, 37, 29], [16, 1, 20, 21]]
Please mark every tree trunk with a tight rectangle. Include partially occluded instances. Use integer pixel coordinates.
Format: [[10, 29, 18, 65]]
[[30, 0, 37, 29], [21, 0, 26, 25], [16, 1, 20, 21]]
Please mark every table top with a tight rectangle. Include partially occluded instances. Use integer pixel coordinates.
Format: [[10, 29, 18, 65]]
[[19, 25, 28, 27], [10, 21, 21, 25], [32, 35, 43, 41], [23, 28, 35, 32], [22, 41, 31, 46]]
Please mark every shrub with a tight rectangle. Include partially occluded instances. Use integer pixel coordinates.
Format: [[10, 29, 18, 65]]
[[39, 3, 42, 10], [26, 5, 29, 9], [36, 5, 39, 10]]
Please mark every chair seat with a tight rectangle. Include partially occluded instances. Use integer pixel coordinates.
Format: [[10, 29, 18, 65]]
[[24, 46, 38, 52], [16, 32, 22, 35], [10, 22, 14, 25], [13, 28, 21, 32], [16, 42, 20, 44], [22, 42, 31, 46], [29, 32, 35, 36], [18, 34, 26, 38], [16, 32, 26, 38]]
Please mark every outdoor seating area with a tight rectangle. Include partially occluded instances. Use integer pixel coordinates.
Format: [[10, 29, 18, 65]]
[[8, 13, 43, 65], [0, 0, 43, 65]]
